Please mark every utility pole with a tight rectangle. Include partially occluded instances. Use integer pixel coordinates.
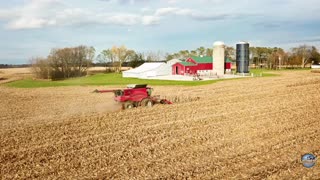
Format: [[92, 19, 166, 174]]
[[279, 56, 281, 70]]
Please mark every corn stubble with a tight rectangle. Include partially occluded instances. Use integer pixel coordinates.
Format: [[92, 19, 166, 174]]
[[1, 71, 320, 179]]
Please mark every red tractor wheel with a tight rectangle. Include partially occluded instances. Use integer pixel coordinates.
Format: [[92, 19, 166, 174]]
[[122, 101, 134, 110], [140, 98, 153, 108]]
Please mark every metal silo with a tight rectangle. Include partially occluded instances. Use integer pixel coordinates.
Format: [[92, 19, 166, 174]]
[[236, 41, 250, 73]]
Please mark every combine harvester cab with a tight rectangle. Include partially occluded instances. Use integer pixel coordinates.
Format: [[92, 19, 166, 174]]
[[94, 84, 172, 110]]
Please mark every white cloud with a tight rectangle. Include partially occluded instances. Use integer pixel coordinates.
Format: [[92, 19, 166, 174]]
[[1, 0, 319, 30], [155, 7, 179, 16], [141, 7, 152, 13], [1, 0, 63, 29], [0, 9, 18, 19], [100, 0, 148, 4], [142, 15, 160, 25], [154, 7, 230, 21], [0, 0, 149, 29], [7, 17, 56, 29], [105, 14, 141, 25], [167, 0, 179, 4]]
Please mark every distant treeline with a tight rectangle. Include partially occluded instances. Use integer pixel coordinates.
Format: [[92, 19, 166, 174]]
[[0, 64, 30, 68], [30, 45, 164, 80], [0, 62, 165, 69], [166, 45, 320, 69]]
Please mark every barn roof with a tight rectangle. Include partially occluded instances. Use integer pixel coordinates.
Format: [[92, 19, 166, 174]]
[[123, 62, 165, 73], [225, 58, 232, 63], [191, 56, 233, 63], [179, 62, 196, 66], [176, 56, 233, 67], [191, 56, 212, 63]]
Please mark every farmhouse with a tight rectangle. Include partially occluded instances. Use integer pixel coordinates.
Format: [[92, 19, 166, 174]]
[[172, 56, 232, 75]]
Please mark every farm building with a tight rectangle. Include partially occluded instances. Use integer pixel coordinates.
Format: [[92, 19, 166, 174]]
[[123, 41, 234, 79], [122, 59, 181, 78], [172, 56, 232, 75], [311, 64, 320, 69]]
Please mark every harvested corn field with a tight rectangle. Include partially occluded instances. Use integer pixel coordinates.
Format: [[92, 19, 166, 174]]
[[1, 71, 320, 179]]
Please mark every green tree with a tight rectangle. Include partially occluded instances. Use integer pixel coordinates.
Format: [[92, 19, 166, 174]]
[[179, 50, 190, 58], [206, 48, 213, 56], [129, 53, 145, 68], [197, 46, 205, 56], [225, 46, 235, 60], [165, 53, 174, 61], [190, 50, 197, 56], [310, 46, 320, 64], [250, 47, 273, 68]]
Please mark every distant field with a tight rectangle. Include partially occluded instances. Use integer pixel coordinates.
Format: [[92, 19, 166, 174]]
[[3, 68, 280, 88], [0, 68, 32, 84]]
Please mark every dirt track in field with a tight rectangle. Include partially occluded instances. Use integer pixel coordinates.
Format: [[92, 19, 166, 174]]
[[1, 71, 320, 179]]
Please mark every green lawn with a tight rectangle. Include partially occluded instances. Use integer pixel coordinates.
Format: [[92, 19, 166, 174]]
[[5, 73, 220, 88], [249, 69, 278, 77], [5, 69, 279, 88]]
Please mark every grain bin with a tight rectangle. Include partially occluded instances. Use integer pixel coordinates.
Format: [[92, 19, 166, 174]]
[[236, 41, 250, 73]]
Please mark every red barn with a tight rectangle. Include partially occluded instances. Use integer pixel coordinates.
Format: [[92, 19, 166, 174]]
[[172, 56, 232, 75]]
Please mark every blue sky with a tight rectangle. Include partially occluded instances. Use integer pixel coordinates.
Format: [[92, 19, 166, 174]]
[[0, 0, 320, 64]]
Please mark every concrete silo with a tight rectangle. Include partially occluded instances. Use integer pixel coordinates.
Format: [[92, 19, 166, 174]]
[[236, 41, 250, 73], [213, 41, 225, 77]]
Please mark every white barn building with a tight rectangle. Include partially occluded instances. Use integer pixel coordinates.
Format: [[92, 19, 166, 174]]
[[122, 59, 181, 79]]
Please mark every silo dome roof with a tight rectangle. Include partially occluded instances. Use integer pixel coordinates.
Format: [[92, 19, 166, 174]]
[[213, 41, 225, 46], [237, 41, 249, 44]]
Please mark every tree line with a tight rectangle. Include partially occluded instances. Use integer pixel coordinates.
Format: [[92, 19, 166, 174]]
[[250, 45, 320, 69], [165, 45, 320, 69], [164, 46, 236, 61], [31, 45, 165, 80], [31, 44, 320, 80], [96, 45, 165, 72]]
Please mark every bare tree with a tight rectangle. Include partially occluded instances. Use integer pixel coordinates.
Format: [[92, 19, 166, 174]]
[[292, 45, 312, 68], [145, 50, 164, 62], [31, 45, 94, 80], [111, 45, 135, 72], [30, 57, 50, 79]]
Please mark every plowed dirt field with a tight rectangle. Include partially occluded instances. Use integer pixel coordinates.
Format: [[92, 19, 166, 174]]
[[1, 71, 320, 179]]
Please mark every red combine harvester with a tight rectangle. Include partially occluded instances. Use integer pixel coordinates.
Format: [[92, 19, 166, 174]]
[[93, 84, 172, 109]]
